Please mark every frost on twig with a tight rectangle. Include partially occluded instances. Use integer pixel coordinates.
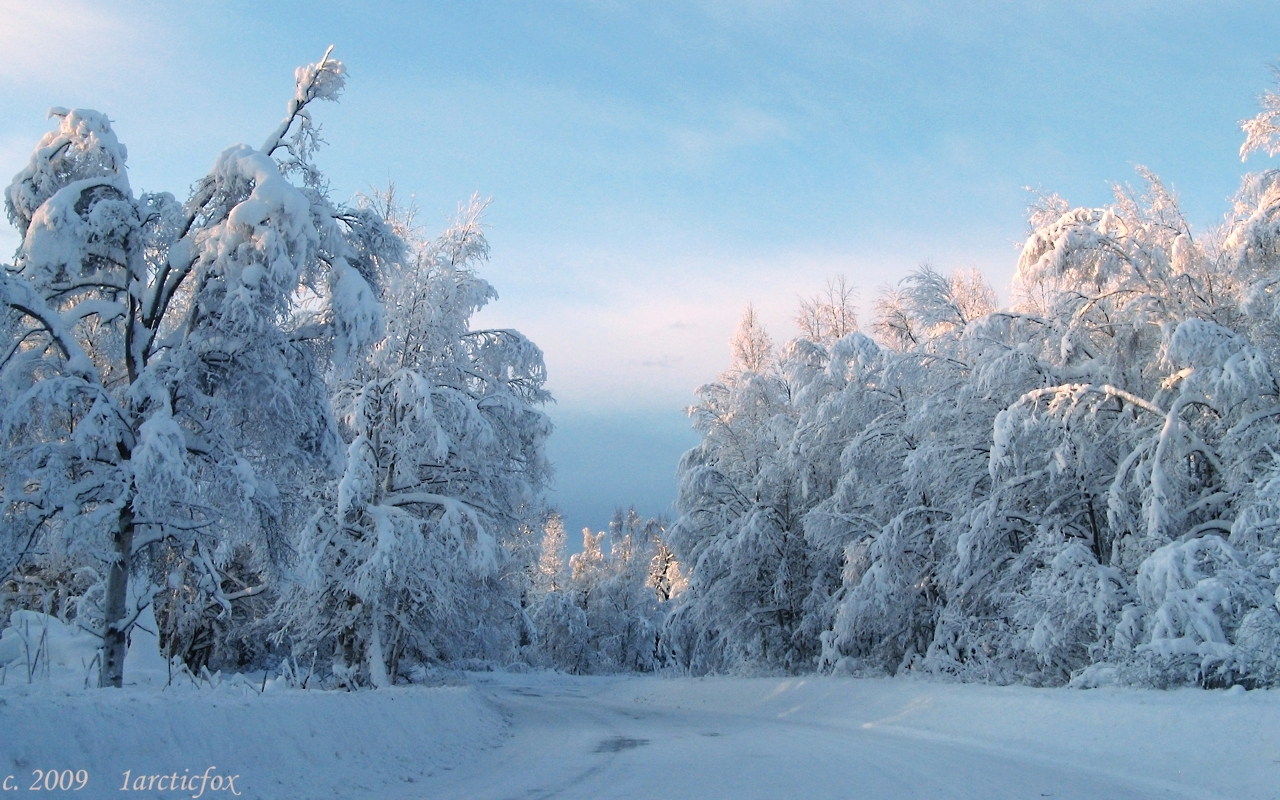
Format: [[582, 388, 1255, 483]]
[[1240, 66, 1280, 161]]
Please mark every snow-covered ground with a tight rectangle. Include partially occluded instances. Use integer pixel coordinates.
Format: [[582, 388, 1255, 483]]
[[4, 667, 1279, 799]]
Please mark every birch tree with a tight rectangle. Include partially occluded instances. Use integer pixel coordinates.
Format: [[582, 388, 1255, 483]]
[[0, 49, 385, 686], [275, 199, 553, 686]]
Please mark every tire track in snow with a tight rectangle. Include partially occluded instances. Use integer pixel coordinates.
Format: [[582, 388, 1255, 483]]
[[425, 673, 1225, 800]]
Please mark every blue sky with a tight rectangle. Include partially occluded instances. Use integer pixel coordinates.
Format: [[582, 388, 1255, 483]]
[[3, 0, 1280, 539]]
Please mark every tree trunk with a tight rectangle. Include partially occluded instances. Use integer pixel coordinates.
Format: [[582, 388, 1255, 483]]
[[100, 506, 134, 688], [366, 610, 390, 688]]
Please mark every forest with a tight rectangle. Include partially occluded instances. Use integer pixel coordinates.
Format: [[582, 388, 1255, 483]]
[[5, 50, 1280, 692]]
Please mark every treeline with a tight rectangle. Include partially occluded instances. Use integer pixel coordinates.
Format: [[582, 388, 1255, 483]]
[[528, 509, 684, 674], [660, 94, 1280, 685]]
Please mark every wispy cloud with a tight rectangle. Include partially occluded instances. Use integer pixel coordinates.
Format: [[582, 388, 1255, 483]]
[[634, 355, 682, 369], [474, 241, 984, 412]]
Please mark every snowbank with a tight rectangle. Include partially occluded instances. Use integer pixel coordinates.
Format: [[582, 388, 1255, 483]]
[[0, 678, 505, 799], [0, 611, 100, 688]]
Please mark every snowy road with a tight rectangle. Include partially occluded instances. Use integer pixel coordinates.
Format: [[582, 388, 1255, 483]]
[[429, 673, 1229, 800], [6, 670, 1275, 799]]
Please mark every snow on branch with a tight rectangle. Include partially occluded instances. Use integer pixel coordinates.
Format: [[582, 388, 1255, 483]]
[[1241, 66, 1280, 161]]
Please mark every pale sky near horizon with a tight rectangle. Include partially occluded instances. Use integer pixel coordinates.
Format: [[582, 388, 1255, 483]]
[[3, 1, 1280, 539]]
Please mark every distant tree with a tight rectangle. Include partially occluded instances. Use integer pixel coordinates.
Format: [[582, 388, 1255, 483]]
[[533, 512, 569, 595], [796, 275, 858, 345], [730, 305, 774, 374], [529, 508, 676, 674], [527, 512, 589, 670], [648, 533, 687, 603], [588, 510, 663, 672]]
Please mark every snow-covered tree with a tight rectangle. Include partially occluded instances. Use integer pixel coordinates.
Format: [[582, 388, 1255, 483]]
[[796, 275, 858, 346], [0, 49, 385, 686], [527, 513, 589, 670], [811, 267, 1001, 676], [274, 198, 552, 686], [664, 311, 822, 673], [533, 512, 569, 595], [530, 509, 676, 674], [586, 510, 665, 672]]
